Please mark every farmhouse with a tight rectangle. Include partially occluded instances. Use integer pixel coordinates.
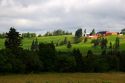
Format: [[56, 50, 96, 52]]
[[97, 31, 111, 36], [97, 31, 118, 36]]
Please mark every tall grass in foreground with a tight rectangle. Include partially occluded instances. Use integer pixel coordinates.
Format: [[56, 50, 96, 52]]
[[0, 73, 125, 83]]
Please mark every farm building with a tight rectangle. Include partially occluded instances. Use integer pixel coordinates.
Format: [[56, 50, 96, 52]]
[[97, 31, 111, 36], [97, 31, 118, 36]]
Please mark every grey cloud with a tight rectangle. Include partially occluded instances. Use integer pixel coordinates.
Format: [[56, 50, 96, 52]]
[[0, 0, 125, 33]]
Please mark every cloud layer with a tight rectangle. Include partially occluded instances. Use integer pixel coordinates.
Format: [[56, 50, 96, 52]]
[[0, 0, 125, 33]]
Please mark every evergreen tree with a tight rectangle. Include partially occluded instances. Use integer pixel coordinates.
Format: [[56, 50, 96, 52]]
[[64, 37, 67, 44], [31, 38, 39, 51], [109, 42, 112, 49], [84, 29, 86, 37], [73, 49, 84, 71], [67, 41, 72, 48], [90, 29, 96, 35], [84, 37, 88, 43], [5, 27, 22, 49], [87, 50, 94, 57], [121, 28, 125, 35], [31, 40, 35, 51], [101, 38, 108, 49], [75, 28, 82, 38], [38, 43, 56, 71], [115, 37, 120, 49]]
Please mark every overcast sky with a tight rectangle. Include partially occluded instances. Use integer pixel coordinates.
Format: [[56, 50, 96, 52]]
[[0, 0, 125, 34]]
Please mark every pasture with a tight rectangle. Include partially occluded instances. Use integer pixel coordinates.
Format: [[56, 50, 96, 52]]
[[0, 35, 125, 55], [0, 73, 125, 83]]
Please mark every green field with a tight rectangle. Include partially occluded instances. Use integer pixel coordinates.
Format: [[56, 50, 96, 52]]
[[0, 73, 125, 83], [0, 35, 125, 55]]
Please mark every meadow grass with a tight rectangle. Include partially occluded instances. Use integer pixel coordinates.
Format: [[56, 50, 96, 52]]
[[0, 73, 125, 83], [0, 35, 125, 55]]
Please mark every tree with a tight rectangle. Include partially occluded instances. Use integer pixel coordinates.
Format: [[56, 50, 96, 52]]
[[5, 27, 22, 49], [90, 29, 96, 35], [64, 37, 67, 44], [84, 37, 88, 43], [38, 43, 56, 71], [100, 38, 108, 49], [38, 34, 42, 37], [83, 29, 86, 37], [67, 41, 72, 48], [31, 38, 39, 51], [109, 42, 112, 49], [73, 49, 84, 71], [75, 28, 82, 38], [121, 28, 125, 35], [0, 33, 6, 38], [22, 32, 36, 38], [56, 55, 76, 72], [115, 37, 120, 49]]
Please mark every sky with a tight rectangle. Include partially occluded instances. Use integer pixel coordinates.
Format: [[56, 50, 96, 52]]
[[0, 0, 125, 34]]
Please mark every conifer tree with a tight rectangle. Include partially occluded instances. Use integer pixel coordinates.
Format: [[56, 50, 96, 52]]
[[67, 41, 72, 48], [31, 38, 39, 51], [115, 37, 120, 49], [5, 27, 22, 49]]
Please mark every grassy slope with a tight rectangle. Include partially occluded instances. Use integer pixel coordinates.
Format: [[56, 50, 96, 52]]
[[22, 35, 73, 49], [0, 35, 125, 55], [0, 73, 125, 83]]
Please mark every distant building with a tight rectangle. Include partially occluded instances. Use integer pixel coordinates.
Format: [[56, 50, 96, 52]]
[[97, 31, 118, 36], [111, 32, 118, 35], [97, 31, 111, 36], [88, 35, 98, 39]]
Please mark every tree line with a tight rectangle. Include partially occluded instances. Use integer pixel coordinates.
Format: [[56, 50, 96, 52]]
[[44, 29, 72, 36], [0, 27, 125, 74]]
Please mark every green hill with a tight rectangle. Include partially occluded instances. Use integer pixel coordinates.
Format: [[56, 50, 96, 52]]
[[0, 35, 125, 55]]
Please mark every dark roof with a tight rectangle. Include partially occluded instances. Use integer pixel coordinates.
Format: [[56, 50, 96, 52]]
[[97, 31, 109, 34]]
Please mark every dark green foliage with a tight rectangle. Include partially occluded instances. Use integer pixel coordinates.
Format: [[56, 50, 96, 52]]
[[87, 50, 93, 57], [106, 50, 120, 71], [75, 28, 82, 38], [100, 38, 108, 49], [91, 38, 100, 47], [21, 50, 43, 73], [5, 27, 22, 50], [22, 32, 36, 38], [0, 33, 6, 38], [109, 42, 112, 49], [38, 34, 42, 37], [115, 37, 120, 49], [84, 37, 88, 43], [31, 38, 39, 51], [83, 29, 86, 37], [84, 50, 110, 72], [74, 37, 83, 44], [38, 42, 56, 71], [44, 29, 72, 36], [121, 28, 125, 35], [74, 28, 83, 43], [119, 51, 125, 71], [0, 49, 43, 73], [67, 41, 72, 48], [56, 54, 76, 72], [73, 49, 84, 71], [59, 41, 64, 46], [91, 37, 108, 49], [84, 50, 96, 72], [90, 29, 96, 35], [44, 32, 53, 36], [64, 37, 67, 44], [1, 28, 125, 73]]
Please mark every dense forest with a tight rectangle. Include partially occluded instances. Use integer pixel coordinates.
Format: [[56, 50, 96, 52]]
[[0, 27, 125, 74]]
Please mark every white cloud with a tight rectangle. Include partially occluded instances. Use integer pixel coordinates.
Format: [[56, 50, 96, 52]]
[[0, 0, 125, 33]]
